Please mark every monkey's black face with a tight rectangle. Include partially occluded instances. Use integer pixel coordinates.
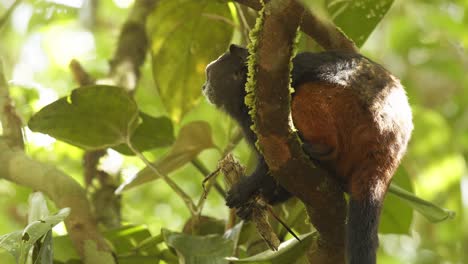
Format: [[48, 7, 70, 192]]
[[202, 46, 249, 113]]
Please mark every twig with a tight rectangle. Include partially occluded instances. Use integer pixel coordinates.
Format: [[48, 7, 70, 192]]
[[108, 0, 157, 92], [126, 138, 198, 215], [234, 0, 358, 52], [192, 158, 225, 197], [69, 59, 95, 86], [267, 207, 300, 241]]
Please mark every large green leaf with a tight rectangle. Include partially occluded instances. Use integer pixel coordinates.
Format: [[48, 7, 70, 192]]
[[228, 232, 314, 263], [28, 85, 139, 150], [112, 113, 175, 155], [163, 229, 233, 264], [149, 0, 233, 121], [21, 208, 70, 246], [388, 184, 455, 223], [326, 0, 394, 47], [54, 225, 163, 263], [115, 121, 215, 193], [380, 167, 413, 234]]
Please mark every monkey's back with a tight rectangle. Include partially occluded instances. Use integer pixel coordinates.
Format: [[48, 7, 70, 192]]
[[291, 52, 413, 199]]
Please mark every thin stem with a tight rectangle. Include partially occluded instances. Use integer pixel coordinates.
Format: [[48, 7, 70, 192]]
[[192, 158, 225, 197], [126, 137, 197, 215], [234, 3, 252, 43], [196, 168, 219, 215]]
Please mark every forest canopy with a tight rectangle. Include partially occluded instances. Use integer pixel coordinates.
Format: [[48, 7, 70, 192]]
[[0, 0, 466, 263]]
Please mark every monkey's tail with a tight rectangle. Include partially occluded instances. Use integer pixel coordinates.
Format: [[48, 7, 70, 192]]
[[346, 194, 383, 264]]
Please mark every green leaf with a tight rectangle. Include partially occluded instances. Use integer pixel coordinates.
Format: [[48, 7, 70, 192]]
[[115, 121, 215, 193], [83, 240, 115, 264], [228, 232, 314, 263], [277, 199, 309, 235], [33, 231, 53, 264], [28, 85, 139, 150], [0, 208, 70, 264], [53, 225, 160, 263], [183, 216, 226, 236], [21, 208, 70, 245], [0, 231, 22, 262], [380, 167, 413, 234], [326, 0, 394, 47], [163, 229, 233, 264], [28, 192, 49, 223], [117, 256, 161, 264], [149, 0, 233, 121], [388, 184, 455, 223], [28, 2, 79, 31], [113, 113, 175, 155], [52, 235, 79, 263], [224, 222, 243, 252], [105, 225, 156, 254]]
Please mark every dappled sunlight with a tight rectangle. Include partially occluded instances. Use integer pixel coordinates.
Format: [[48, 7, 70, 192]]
[[13, 34, 48, 82], [99, 149, 124, 175], [24, 127, 56, 148], [415, 154, 465, 199], [47, 0, 84, 9], [113, 0, 134, 9], [380, 233, 421, 263], [43, 24, 95, 68], [52, 222, 67, 236], [11, 3, 33, 34], [461, 176, 468, 208]]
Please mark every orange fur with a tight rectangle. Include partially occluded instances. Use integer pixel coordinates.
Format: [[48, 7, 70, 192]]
[[292, 82, 397, 200]]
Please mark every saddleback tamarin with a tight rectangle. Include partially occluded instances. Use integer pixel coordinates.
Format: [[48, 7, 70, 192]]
[[202, 44, 413, 264]]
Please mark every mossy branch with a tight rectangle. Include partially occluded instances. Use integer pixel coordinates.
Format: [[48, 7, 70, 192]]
[[246, 0, 347, 262]]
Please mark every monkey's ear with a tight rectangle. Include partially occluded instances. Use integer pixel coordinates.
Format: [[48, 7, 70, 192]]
[[229, 44, 248, 60]]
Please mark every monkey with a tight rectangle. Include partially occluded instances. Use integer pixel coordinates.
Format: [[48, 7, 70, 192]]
[[202, 44, 413, 264]]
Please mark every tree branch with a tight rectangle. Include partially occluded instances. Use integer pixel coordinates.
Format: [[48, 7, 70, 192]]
[[0, 141, 112, 258], [234, 0, 358, 52], [108, 0, 158, 92], [248, 0, 346, 262], [0, 63, 112, 259], [0, 60, 23, 149]]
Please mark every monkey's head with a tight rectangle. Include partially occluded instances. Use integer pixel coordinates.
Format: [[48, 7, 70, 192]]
[[202, 44, 249, 114]]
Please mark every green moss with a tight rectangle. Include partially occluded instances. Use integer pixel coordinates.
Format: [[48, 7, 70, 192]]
[[244, 0, 265, 141], [289, 28, 302, 95]]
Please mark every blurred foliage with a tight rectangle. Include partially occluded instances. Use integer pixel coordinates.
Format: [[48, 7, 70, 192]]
[[0, 0, 467, 263]]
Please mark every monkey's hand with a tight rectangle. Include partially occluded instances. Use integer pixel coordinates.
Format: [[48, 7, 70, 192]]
[[226, 175, 259, 220]]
